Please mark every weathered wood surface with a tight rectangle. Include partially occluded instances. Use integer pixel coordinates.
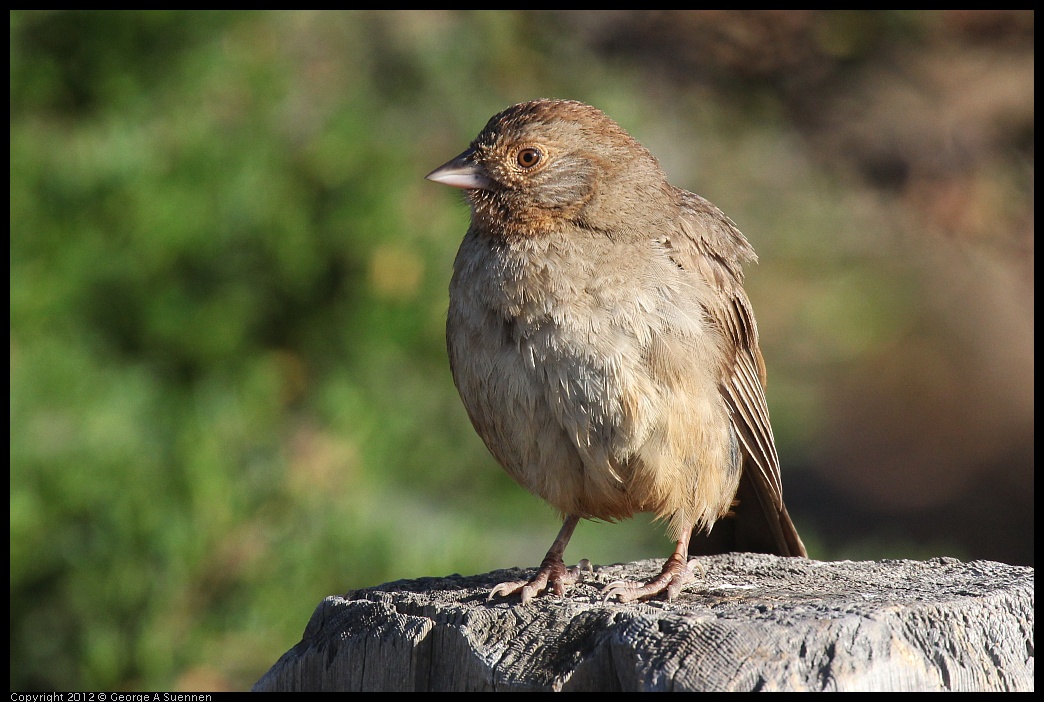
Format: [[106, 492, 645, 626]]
[[253, 553, 1033, 692]]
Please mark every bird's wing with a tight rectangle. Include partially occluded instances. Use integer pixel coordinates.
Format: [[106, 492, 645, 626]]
[[666, 189, 783, 512]]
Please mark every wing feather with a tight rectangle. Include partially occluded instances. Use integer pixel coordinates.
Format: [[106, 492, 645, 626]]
[[667, 189, 785, 512]]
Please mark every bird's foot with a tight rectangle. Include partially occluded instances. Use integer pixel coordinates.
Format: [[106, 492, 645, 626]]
[[488, 558, 592, 605], [602, 553, 703, 603]]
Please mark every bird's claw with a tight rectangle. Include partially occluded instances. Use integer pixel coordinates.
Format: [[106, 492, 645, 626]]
[[487, 558, 592, 604], [602, 556, 701, 603]]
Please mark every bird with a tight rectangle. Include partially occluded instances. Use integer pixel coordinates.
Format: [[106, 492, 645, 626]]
[[426, 98, 806, 604]]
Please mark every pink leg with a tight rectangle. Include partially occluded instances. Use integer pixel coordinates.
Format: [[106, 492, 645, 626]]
[[488, 515, 591, 604], [603, 528, 702, 603]]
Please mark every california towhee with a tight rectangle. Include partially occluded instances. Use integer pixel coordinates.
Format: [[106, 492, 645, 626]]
[[427, 99, 806, 603]]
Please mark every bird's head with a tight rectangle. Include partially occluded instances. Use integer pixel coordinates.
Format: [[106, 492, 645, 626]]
[[427, 99, 668, 239]]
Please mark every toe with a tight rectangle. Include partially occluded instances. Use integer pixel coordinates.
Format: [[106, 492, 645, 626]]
[[488, 580, 526, 601], [602, 556, 700, 602], [488, 558, 589, 603]]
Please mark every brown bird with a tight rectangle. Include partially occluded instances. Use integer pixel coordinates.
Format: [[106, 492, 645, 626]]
[[427, 99, 806, 604]]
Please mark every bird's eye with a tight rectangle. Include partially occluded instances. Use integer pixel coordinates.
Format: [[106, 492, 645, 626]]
[[516, 147, 543, 169]]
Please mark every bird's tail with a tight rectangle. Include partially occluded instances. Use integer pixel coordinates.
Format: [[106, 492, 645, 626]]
[[688, 468, 807, 557]]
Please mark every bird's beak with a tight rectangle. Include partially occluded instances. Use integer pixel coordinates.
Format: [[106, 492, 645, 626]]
[[425, 148, 492, 190]]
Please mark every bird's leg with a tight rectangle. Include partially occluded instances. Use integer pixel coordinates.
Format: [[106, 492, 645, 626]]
[[603, 527, 702, 603], [488, 515, 591, 604]]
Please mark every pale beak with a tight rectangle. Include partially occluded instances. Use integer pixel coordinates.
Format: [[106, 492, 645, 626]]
[[425, 148, 492, 190]]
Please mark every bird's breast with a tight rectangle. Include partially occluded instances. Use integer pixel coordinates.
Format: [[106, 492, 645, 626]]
[[447, 229, 735, 524]]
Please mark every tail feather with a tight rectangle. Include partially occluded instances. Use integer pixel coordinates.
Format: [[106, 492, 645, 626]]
[[688, 467, 807, 557]]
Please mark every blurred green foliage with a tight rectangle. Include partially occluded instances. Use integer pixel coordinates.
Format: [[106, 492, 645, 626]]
[[9, 10, 668, 690], [10, 10, 1033, 692]]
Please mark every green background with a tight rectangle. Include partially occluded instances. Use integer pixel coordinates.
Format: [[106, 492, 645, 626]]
[[10, 10, 1033, 691]]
